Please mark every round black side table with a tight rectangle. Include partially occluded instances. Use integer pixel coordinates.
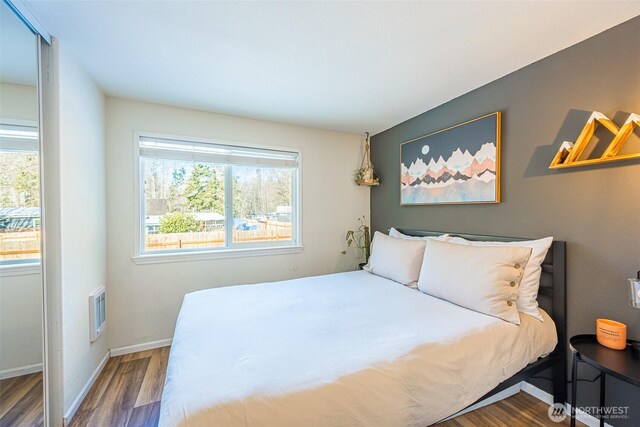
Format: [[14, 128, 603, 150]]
[[569, 334, 640, 427]]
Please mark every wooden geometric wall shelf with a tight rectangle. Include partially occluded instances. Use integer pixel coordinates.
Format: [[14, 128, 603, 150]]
[[549, 112, 640, 169]]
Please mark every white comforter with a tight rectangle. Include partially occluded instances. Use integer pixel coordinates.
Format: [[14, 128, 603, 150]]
[[159, 271, 557, 427]]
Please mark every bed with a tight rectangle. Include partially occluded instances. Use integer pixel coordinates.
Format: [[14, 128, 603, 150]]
[[159, 231, 566, 427]]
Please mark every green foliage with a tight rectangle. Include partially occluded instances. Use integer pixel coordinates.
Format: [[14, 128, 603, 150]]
[[158, 213, 200, 233], [184, 164, 224, 213], [14, 168, 39, 207], [0, 152, 39, 208], [167, 167, 187, 212], [353, 168, 364, 183], [143, 161, 292, 221], [233, 168, 291, 219], [343, 215, 371, 262]]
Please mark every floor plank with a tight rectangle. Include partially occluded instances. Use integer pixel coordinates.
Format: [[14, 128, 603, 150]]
[[82, 355, 125, 411], [438, 391, 582, 426], [0, 374, 43, 427], [0, 373, 41, 420], [127, 402, 160, 427], [0, 376, 25, 420], [134, 347, 169, 408], [66, 406, 94, 427], [11, 378, 43, 427], [122, 350, 154, 363], [84, 357, 150, 427]]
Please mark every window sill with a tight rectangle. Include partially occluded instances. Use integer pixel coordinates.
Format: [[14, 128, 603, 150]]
[[0, 263, 41, 277], [132, 245, 303, 265]]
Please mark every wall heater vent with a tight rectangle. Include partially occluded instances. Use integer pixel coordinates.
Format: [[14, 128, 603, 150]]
[[89, 287, 106, 342]]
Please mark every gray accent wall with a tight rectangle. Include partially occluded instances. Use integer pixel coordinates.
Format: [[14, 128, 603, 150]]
[[370, 16, 640, 425]]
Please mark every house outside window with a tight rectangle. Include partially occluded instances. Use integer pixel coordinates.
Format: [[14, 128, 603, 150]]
[[136, 134, 300, 261]]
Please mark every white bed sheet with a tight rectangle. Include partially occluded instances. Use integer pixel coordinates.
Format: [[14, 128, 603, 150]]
[[159, 270, 557, 427]]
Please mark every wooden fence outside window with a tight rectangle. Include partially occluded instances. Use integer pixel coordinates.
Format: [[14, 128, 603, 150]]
[[0, 220, 293, 260]]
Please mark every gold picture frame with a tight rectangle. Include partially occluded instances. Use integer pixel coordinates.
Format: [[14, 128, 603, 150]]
[[400, 112, 501, 206]]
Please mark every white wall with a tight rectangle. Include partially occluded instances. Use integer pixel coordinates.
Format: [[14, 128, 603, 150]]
[[56, 44, 108, 414], [106, 97, 370, 349], [0, 82, 43, 377], [0, 272, 42, 375], [0, 83, 37, 121]]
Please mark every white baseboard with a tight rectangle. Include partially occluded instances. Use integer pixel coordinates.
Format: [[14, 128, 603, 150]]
[[520, 381, 553, 403], [109, 338, 172, 357], [521, 382, 613, 427], [63, 351, 109, 426], [0, 363, 43, 380]]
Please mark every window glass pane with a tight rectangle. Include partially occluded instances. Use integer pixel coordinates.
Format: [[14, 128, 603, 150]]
[[232, 166, 293, 244], [0, 150, 40, 264], [143, 158, 226, 252]]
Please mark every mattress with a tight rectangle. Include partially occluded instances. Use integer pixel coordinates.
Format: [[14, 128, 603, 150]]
[[159, 270, 557, 427]]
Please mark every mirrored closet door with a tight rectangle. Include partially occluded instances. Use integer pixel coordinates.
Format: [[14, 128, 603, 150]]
[[0, 1, 45, 425]]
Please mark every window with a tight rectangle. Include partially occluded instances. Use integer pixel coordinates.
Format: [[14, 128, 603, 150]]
[[136, 134, 300, 259], [0, 122, 40, 267]]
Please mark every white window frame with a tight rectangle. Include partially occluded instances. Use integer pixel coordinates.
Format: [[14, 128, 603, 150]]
[[132, 131, 302, 264], [0, 118, 41, 276]]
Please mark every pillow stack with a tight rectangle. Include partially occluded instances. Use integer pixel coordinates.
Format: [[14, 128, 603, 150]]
[[363, 228, 553, 325]]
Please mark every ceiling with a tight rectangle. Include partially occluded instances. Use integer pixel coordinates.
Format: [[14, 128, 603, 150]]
[[1, 1, 37, 86], [22, 1, 640, 134]]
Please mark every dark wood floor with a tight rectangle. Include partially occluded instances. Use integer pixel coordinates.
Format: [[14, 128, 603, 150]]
[[438, 391, 580, 426], [65, 345, 581, 427], [0, 372, 44, 427], [69, 346, 169, 427]]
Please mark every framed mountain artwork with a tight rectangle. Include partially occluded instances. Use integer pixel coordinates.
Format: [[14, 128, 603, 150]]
[[400, 112, 501, 205]]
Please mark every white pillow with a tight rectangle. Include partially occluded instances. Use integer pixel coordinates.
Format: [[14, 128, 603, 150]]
[[418, 240, 532, 324], [389, 228, 449, 242], [364, 232, 426, 288], [448, 236, 553, 321]]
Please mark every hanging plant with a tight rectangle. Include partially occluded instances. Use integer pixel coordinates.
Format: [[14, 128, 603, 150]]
[[355, 132, 380, 186]]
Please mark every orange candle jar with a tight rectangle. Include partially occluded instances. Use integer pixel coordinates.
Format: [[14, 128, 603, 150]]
[[596, 319, 627, 350]]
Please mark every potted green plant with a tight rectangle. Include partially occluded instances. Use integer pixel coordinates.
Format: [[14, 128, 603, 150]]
[[341, 215, 371, 268]]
